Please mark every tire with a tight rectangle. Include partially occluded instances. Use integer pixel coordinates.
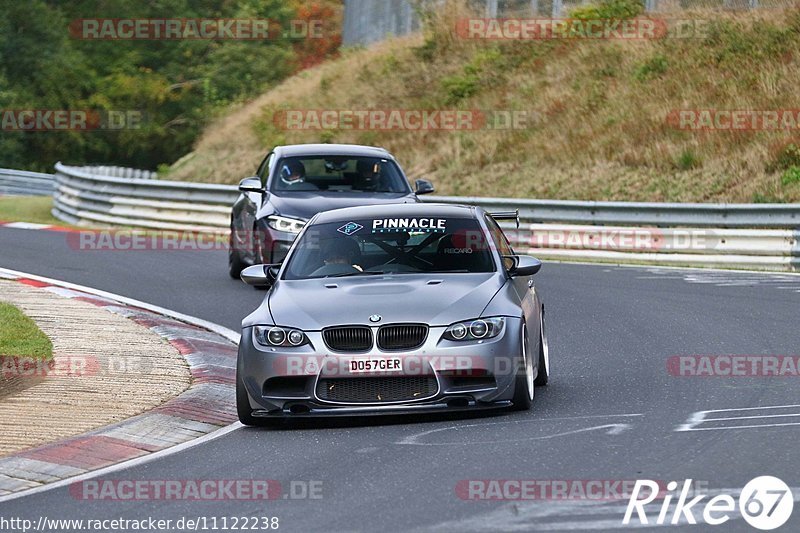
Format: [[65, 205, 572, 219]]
[[511, 324, 534, 411], [228, 228, 248, 279], [534, 310, 549, 387]]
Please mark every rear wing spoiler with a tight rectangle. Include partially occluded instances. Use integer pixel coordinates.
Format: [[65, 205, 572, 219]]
[[488, 210, 520, 229]]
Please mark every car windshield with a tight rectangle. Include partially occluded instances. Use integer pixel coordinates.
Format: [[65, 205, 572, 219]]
[[271, 156, 410, 194], [283, 217, 496, 279]]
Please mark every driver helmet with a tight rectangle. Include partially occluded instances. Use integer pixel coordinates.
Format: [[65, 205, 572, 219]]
[[279, 160, 306, 186], [355, 159, 379, 189]]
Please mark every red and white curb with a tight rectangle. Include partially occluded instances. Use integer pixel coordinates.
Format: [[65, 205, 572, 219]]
[[0, 268, 241, 500], [0, 221, 74, 232]]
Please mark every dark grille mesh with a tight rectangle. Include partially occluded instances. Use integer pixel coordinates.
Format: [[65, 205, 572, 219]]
[[316, 376, 438, 403], [377, 324, 428, 351], [322, 326, 373, 352]]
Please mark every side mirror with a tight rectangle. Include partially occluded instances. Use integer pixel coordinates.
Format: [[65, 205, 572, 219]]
[[239, 177, 264, 194], [414, 178, 435, 195], [241, 264, 280, 288], [507, 255, 542, 277]]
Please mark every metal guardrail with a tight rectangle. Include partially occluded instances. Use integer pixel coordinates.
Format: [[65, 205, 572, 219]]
[[0, 168, 55, 197], [429, 195, 800, 229], [50, 163, 799, 271], [498, 222, 799, 271], [53, 162, 236, 232], [81, 166, 158, 180]]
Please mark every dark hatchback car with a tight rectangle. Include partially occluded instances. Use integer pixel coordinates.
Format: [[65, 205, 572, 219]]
[[229, 144, 434, 278]]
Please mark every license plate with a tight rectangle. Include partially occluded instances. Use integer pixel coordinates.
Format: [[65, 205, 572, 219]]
[[348, 357, 402, 374]]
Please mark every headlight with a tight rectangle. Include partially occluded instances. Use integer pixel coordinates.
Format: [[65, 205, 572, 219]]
[[254, 326, 308, 347], [443, 317, 505, 341], [267, 215, 306, 234]]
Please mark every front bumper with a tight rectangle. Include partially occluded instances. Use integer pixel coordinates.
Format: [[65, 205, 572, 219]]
[[251, 398, 511, 419], [255, 222, 296, 264], [238, 318, 524, 418]]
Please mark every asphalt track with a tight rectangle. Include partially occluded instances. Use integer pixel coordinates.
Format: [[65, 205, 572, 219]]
[[1, 225, 799, 532]]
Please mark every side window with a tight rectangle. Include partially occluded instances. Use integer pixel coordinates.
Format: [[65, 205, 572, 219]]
[[484, 215, 515, 263], [256, 153, 274, 185]]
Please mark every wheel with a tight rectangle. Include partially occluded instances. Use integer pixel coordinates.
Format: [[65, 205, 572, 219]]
[[511, 324, 534, 411], [228, 227, 248, 279], [534, 310, 549, 386]]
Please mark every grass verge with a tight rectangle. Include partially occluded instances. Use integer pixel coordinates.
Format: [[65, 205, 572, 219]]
[[0, 302, 52, 360], [0, 196, 63, 226]]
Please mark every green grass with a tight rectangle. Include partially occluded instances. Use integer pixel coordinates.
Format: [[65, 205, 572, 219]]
[[0, 196, 62, 225], [0, 302, 52, 360]]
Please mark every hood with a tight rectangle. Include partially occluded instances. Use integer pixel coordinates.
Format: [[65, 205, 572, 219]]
[[258, 273, 505, 330], [262, 192, 418, 221]]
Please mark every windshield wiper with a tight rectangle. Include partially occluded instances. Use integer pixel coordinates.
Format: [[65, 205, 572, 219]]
[[328, 270, 386, 278]]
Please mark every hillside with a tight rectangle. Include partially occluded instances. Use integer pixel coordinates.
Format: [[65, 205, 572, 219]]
[[166, 3, 800, 203]]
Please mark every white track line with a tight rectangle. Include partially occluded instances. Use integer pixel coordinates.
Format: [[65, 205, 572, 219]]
[[397, 414, 643, 446], [679, 422, 800, 432], [0, 266, 243, 503], [0, 423, 243, 504], [0, 267, 239, 343], [624, 263, 800, 277], [676, 404, 800, 432]]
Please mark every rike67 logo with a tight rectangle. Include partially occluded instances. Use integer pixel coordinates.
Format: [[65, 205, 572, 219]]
[[624, 477, 793, 530]]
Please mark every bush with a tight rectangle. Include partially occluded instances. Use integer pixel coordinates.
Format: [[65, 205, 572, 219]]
[[634, 55, 668, 81], [441, 70, 481, 104], [440, 48, 503, 104], [781, 166, 800, 186]]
